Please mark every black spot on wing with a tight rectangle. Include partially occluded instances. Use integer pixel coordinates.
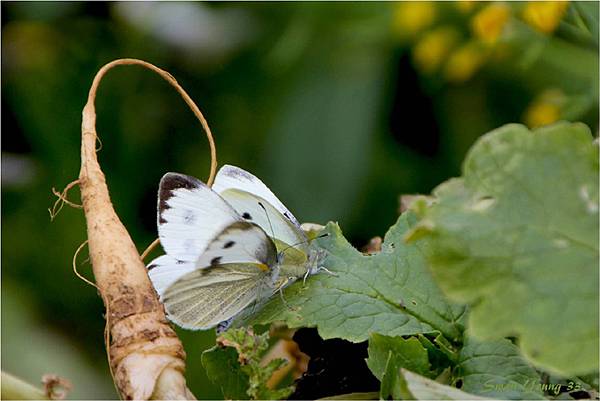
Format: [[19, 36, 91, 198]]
[[242, 212, 252, 220], [223, 241, 235, 249], [183, 210, 195, 225], [226, 221, 257, 231], [158, 173, 204, 224], [210, 256, 222, 266], [283, 212, 291, 221], [147, 263, 158, 271], [214, 221, 278, 266]]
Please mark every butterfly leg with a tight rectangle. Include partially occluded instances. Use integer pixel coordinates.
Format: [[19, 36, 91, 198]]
[[278, 279, 299, 312], [249, 282, 264, 315], [302, 269, 310, 286], [317, 265, 337, 277]]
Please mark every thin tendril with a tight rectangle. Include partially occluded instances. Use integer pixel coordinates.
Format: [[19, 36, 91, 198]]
[[85, 58, 217, 185], [49, 179, 82, 221], [72, 240, 96, 288], [141, 238, 161, 262]]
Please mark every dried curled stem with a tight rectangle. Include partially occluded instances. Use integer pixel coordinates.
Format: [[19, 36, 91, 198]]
[[80, 58, 216, 399], [141, 238, 161, 262], [72, 239, 96, 288], [49, 179, 83, 221]]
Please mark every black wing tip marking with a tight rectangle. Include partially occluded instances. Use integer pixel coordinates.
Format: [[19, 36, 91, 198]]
[[158, 173, 205, 222], [221, 165, 301, 226], [147, 263, 158, 271], [221, 164, 254, 180]]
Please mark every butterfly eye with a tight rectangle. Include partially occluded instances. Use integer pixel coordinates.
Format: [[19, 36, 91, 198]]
[[288, 276, 295, 281]]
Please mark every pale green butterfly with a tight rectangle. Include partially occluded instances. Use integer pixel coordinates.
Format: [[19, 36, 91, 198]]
[[147, 165, 327, 331]]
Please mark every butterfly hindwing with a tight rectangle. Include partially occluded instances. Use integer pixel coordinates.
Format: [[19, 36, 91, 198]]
[[157, 172, 241, 262], [161, 264, 273, 330], [148, 221, 279, 329], [147, 254, 196, 297]]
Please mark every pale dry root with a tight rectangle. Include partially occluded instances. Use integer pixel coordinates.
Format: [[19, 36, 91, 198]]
[[78, 58, 216, 400]]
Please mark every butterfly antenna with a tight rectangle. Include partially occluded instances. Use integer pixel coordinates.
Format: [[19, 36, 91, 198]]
[[313, 233, 330, 241], [258, 202, 276, 239], [280, 233, 329, 254]]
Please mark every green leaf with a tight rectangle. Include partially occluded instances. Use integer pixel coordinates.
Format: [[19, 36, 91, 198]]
[[456, 336, 545, 400], [366, 334, 431, 380], [398, 369, 491, 400], [380, 353, 403, 400], [416, 334, 457, 375], [366, 334, 432, 399], [409, 122, 599, 376], [201, 328, 294, 400], [578, 372, 599, 391], [201, 346, 250, 400], [238, 212, 465, 343], [318, 392, 379, 400]]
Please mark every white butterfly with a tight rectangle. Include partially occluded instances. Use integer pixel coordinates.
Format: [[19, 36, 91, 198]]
[[147, 165, 326, 331]]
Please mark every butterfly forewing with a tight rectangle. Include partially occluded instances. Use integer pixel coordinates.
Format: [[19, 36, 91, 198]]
[[194, 221, 278, 269], [217, 188, 309, 253], [212, 165, 303, 226], [157, 173, 241, 262]]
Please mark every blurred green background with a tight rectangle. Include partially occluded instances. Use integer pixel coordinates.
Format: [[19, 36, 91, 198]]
[[2, 2, 598, 398]]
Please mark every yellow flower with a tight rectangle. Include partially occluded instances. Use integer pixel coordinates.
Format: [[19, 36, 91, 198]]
[[471, 3, 511, 44], [392, 2, 436, 39], [524, 90, 565, 128], [522, 1, 569, 34], [444, 42, 487, 82], [456, 1, 478, 13], [413, 27, 460, 73]]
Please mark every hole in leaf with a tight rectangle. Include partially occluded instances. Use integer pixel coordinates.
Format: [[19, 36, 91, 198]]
[[570, 390, 591, 399], [291, 328, 379, 399]]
